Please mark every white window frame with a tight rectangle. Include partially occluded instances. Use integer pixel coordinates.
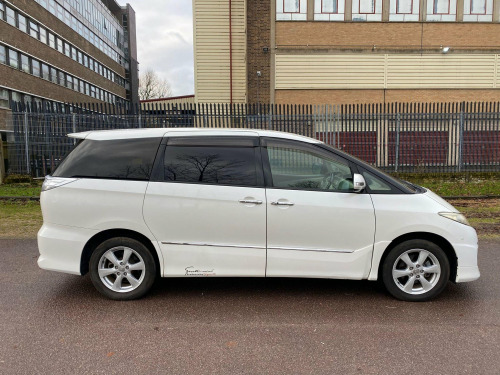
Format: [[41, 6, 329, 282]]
[[463, 0, 493, 21], [389, 0, 420, 21], [314, 0, 345, 20], [427, 0, 457, 21], [277, 0, 308, 20], [352, 0, 382, 21]]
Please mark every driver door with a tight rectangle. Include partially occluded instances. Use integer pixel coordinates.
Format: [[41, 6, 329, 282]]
[[263, 138, 376, 279]]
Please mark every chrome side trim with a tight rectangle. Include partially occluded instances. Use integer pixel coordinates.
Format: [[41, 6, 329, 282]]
[[268, 246, 354, 254], [161, 241, 265, 249]]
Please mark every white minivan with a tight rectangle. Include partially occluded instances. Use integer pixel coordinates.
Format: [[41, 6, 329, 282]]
[[38, 128, 480, 301]]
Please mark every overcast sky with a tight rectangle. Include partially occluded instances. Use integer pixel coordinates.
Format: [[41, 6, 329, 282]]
[[126, 0, 194, 97]]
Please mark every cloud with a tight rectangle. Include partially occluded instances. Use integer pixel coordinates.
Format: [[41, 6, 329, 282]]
[[126, 0, 194, 96]]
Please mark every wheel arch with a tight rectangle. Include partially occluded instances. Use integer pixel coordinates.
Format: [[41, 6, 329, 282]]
[[80, 229, 161, 276], [377, 232, 458, 282]]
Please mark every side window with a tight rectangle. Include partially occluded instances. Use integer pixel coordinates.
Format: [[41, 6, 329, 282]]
[[159, 137, 260, 187], [265, 139, 353, 192], [361, 171, 392, 192], [53, 138, 162, 180]]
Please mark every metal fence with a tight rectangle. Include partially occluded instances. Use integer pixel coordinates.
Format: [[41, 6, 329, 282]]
[[4, 101, 500, 177]]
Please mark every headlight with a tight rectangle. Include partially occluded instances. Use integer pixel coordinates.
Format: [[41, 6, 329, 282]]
[[439, 212, 470, 226]]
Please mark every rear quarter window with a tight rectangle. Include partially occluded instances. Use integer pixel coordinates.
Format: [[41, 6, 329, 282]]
[[53, 138, 162, 180]]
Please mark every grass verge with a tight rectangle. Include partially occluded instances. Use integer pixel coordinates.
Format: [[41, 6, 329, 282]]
[[0, 182, 42, 197], [0, 201, 42, 239]]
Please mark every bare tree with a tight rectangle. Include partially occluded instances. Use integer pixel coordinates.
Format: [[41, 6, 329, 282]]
[[139, 69, 173, 100]]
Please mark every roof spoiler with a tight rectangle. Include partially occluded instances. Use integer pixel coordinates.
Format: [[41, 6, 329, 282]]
[[67, 131, 91, 139]]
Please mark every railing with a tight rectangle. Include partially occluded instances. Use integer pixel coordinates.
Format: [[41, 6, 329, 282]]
[[4, 101, 500, 177]]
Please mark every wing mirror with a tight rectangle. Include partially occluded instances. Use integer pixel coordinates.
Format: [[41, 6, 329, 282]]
[[353, 173, 366, 193]]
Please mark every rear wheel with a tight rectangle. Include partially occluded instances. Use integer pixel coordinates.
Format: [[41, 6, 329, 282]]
[[382, 239, 450, 302], [89, 237, 156, 300]]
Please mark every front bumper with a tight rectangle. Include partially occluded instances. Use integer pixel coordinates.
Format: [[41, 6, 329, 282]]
[[37, 223, 98, 275]]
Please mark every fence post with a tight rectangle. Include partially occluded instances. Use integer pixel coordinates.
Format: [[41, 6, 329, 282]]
[[72, 113, 77, 145], [0, 136, 5, 184], [458, 104, 464, 172], [23, 111, 30, 176], [138, 113, 142, 129], [395, 112, 401, 173], [268, 105, 273, 130]]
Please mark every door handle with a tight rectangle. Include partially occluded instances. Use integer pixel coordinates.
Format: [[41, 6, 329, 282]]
[[271, 201, 295, 206], [239, 199, 263, 205]]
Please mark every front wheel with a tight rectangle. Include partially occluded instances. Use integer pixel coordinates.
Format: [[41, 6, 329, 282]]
[[89, 237, 157, 300], [382, 239, 450, 302]]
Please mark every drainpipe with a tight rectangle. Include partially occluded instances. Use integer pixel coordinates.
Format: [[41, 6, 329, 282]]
[[229, 0, 233, 105]]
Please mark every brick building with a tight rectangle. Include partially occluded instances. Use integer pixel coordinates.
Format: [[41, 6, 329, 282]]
[[193, 0, 500, 104], [0, 0, 139, 127]]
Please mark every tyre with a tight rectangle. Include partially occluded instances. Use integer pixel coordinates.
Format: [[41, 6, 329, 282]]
[[382, 239, 450, 302], [89, 237, 157, 300]]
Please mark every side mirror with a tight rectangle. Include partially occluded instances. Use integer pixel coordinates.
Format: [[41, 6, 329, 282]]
[[353, 173, 366, 193]]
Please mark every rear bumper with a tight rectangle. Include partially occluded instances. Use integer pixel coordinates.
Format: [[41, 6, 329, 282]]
[[37, 223, 98, 275]]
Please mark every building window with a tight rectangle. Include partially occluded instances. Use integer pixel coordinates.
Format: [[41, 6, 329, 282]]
[[11, 91, 21, 104], [20, 54, 29, 73], [276, 0, 308, 20], [0, 45, 5, 64], [427, 0, 456, 21], [8, 49, 18, 69], [352, 0, 382, 20], [79, 80, 84, 93], [71, 46, 77, 60], [0, 88, 9, 109], [64, 42, 71, 57], [0, 1, 4, 21], [32, 59, 41, 77], [39, 26, 47, 44], [463, 0, 492, 21], [66, 75, 73, 90], [6, 6, 15, 26], [57, 38, 63, 53], [314, 0, 345, 20], [58, 71, 65, 86], [48, 33, 55, 49], [29, 20, 39, 38], [50, 67, 57, 83], [42, 63, 50, 80], [77, 51, 83, 64], [18, 14, 27, 32], [390, 0, 419, 20]]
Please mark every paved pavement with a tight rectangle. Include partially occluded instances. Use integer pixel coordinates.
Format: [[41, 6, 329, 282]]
[[0, 239, 499, 375]]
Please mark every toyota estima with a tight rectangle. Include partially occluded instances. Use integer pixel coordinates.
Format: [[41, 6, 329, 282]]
[[38, 128, 480, 301]]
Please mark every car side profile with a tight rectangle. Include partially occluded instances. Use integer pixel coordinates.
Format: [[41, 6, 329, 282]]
[[38, 128, 480, 301]]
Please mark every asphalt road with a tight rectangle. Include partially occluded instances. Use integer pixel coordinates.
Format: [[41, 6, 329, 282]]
[[0, 239, 499, 375]]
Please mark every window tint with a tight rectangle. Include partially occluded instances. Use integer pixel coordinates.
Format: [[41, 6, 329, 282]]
[[265, 140, 353, 192], [161, 142, 259, 187], [53, 138, 162, 180]]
